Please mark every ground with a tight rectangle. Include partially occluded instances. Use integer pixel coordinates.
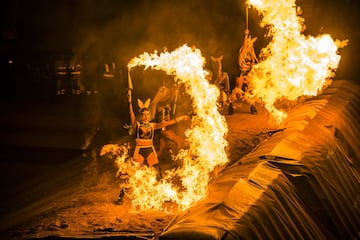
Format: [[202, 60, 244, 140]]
[[0, 102, 276, 240]]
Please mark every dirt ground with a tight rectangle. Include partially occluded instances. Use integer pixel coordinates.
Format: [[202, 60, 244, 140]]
[[0, 103, 276, 240]]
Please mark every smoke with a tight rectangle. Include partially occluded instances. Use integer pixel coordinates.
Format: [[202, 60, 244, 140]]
[[68, 0, 248, 78]]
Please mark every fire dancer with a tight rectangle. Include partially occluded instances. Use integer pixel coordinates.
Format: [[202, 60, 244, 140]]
[[150, 79, 190, 161], [228, 5, 259, 115], [116, 72, 189, 204], [126, 72, 189, 170], [238, 29, 258, 115], [238, 29, 258, 74], [209, 55, 230, 114]]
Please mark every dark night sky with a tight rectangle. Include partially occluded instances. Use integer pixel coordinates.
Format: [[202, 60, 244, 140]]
[[6, 0, 251, 62], [1, 0, 359, 80]]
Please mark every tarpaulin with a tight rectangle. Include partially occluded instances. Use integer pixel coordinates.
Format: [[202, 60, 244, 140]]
[[160, 80, 360, 240]]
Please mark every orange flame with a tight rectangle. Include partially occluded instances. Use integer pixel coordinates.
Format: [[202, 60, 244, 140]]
[[103, 45, 228, 212], [246, 0, 348, 123]]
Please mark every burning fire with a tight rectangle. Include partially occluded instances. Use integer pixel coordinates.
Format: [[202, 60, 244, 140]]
[[99, 0, 349, 212], [101, 45, 228, 212], [245, 0, 348, 123]]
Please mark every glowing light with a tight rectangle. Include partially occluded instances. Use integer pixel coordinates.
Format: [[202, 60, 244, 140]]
[[245, 0, 348, 123], [102, 45, 228, 212]]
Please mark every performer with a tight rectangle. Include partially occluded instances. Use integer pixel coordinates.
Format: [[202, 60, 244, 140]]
[[116, 72, 189, 204], [126, 69, 189, 168], [238, 4, 258, 75], [238, 29, 258, 75], [210, 55, 230, 114], [155, 102, 187, 160], [229, 4, 258, 115]]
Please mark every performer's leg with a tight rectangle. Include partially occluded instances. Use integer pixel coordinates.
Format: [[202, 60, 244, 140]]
[[133, 146, 145, 165], [153, 163, 163, 181], [147, 151, 159, 166], [157, 132, 168, 160], [147, 149, 161, 180]]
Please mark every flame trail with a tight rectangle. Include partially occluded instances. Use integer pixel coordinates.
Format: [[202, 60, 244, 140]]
[[246, 0, 348, 123], [103, 45, 228, 212]]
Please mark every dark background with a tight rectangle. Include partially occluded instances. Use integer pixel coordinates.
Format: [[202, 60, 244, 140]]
[[1, 0, 359, 84], [0, 0, 359, 233], [0, 0, 359, 148]]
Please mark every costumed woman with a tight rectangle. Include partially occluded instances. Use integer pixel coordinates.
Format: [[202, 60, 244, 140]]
[[117, 83, 189, 204]]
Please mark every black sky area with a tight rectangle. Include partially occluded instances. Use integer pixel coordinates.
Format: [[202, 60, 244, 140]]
[[1, 0, 359, 80], [8, 0, 251, 64]]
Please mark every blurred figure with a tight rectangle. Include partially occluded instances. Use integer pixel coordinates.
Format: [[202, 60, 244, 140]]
[[82, 55, 101, 95], [96, 56, 124, 141], [228, 28, 259, 115], [150, 80, 188, 161], [103, 58, 116, 81], [228, 74, 257, 114], [229, 74, 246, 104], [238, 29, 258, 75], [54, 54, 70, 95], [210, 55, 230, 114], [69, 60, 85, 95], [101, 56, 122, 97]]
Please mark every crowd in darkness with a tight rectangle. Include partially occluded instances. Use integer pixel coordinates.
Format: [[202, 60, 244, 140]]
[[1, 51, 127, 103], [1, 0, 360, 103]]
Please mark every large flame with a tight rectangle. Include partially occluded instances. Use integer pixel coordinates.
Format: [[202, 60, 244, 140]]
[[102, 45, 228, 212], [246, 0, 348, 123]]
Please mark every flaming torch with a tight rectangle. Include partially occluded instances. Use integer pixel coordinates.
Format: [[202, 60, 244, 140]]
[[127, 67, 134, 103]]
